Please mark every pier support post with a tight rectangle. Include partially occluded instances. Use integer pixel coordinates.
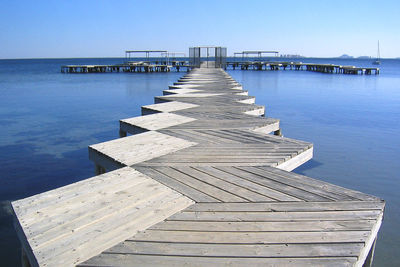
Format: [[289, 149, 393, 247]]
[[119, 130, 127, 138], [21, 248, 31, 267], [95, 164, 106, 175], [274, 129, 282, 137], [363, 237, 377, 267]]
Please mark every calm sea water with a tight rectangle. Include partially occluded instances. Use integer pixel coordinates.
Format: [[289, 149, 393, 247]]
[[0, 58, 399, 266]]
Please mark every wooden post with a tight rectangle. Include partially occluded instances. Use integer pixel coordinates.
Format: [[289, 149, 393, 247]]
[[119, 130, 127, 138], [363, 237, 377, 267], [95, 164, 106, 175], [21, 248, 31, 267], [274, 129, 282, 137]]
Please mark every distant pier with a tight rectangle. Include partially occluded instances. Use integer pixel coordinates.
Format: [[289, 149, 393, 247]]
[[61, 49, 379, 75], [61, 50, 192, 73], [62, 61, 379, 75], [227, 61, 380, 75], [229, 50, 379, 75], [61, 61, 190, 73]]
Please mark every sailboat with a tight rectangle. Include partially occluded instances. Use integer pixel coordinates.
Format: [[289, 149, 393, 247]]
[[372, 41, 381, 65]]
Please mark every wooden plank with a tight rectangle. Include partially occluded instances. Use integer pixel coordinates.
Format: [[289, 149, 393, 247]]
[[197, 129, 274, 143], [130, 229, 370, 243], [120, 112, 196, 131], [163, 120, 281, 131], [256, 166, 380, 201], [160, 129, 241, 144], [237, 166, 357, 201], [159, 129, 224, 144], [141, 101, 198, 114], [184, 201, 385, 212], [191, 166, 299, 201], [106, 241, 364, 257], [215, 166, 331, 201], [163, 88, 203, 95], [148, 157, 285, 163], [135, 166, 219, 203], [276, 147, 313, 171], [159, 93, 223, 98], [89, 131, 197, 166], [152, 167, 247, 202], [167, 210, 381, 222], [136, 162, 277, 167], [167, 151, 295, 156], [169, 144, 308, 151], [244, 106, 265, 116], [156, 153, 294, 160], [172, 166, 276, 202], [79, 254, 357, 267], [151, 220, 376, 232]]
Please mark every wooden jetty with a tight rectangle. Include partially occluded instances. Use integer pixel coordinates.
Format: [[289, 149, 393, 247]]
[[227, 61, 380, 75], [61, 50, 189, 73], [61, 61, 190, 74], [12, 61, 384, 266]]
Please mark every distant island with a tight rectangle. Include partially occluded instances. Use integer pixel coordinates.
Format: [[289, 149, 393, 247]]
[[337, 54, 372, 59], [338, 54, 354, 59]]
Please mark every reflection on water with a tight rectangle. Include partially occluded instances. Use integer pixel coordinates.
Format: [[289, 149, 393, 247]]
[[294, 159, 324, 175]]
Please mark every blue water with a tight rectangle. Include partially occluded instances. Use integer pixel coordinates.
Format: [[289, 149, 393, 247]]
[[1, 58, 399, 266]]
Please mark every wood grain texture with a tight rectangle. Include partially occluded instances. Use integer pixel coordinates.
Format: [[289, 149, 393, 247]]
[[120, 112, 196, 132], [89, 131, 197, 166], [11, 167, 194, 267]]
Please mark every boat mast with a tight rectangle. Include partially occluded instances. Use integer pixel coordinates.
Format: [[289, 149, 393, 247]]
[[377, 41, 380, 60]]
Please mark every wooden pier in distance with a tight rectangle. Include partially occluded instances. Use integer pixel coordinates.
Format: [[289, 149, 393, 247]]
[[229, 50, 379, 75], [227, 61, 380, 75], [61, 48, 379, 75], [61, 61, 379, 75], [61, 61, 190, 73], [13, 61, 384, 266], [61, 50, 190, 73]]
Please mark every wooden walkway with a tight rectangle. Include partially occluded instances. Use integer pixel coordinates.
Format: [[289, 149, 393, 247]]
[[61, 60, 379, 75], [12, 62, 384, 267], [227, 61, 380, 75], [61, 61, 190, 73]]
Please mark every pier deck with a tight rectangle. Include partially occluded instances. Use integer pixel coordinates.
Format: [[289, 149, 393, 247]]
[[61, 61, 190, 73], [61, 60, 379, 75], [13, 63, 384, 267], [227, 61, 380, 75]]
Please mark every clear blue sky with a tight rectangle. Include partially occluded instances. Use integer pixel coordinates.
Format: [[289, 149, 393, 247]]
[[1, 0, 399, 59]]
